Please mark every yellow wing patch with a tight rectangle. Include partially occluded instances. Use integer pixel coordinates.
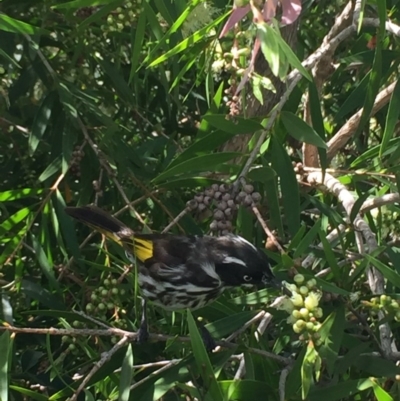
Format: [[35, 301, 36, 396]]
[[133, 237, 153, 262]]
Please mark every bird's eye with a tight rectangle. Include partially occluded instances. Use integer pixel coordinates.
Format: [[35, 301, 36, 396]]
[[243, 275, 252, 282]]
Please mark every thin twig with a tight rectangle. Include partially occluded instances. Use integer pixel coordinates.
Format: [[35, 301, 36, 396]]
[[161, 208, 189, 234], [0, 324, 292, 364], [225, 310, 266, 342], [233, 354, 246, 380], [130, 359, 181, 391], [68, 336, 130, 401], [251, 203, 285, 253]]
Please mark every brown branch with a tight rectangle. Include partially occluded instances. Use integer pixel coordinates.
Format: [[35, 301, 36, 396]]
[[307, 171, 396, 358], [0, 324, 291, 364], [327, 81, 397, 161]]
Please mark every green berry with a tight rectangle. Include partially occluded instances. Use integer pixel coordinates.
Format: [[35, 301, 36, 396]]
[[62, 335, 69, 343], [86, 303, 94, 312], [104, 279, 111, 286], [68, 343, 76, 350], [91, 293, 98, 301], [306, 322, 314, 331], [306, 279, 317, 289], [98, 303, 106, 310], [101, 289, 108, 297], [107, 302, 114, 310], [295, 319, 306, 330], [111, 288, 119, 295], [294, 274, 305, 285], [299, 308, 310, 319], [299, 286, 309, 296]]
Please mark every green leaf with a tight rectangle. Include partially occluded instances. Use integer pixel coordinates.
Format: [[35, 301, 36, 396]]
[[0, 207, 30, 236], [301, 341, 321, 399], [0, 14, 48, 35], [335, 72, 370, 122], [205, 310, 260, 338], [351, 138, 400, 167], [380, 79, 400, 157], [153, 153, 241, 183], [187, 311, 224, 401], [202, 115, 263, 135], [259, 22, 311, 81], [29, 91, 57, 156], [219, 380, 270, 400], [52, 0, 118, 9], [148, 13, 227, 67], [0, 331, 11, 401], [308, 80, 327, 169], [119, 344, 133, 401], [38, 156, 62, 182], [229, 289, 272, 305], [167, 131, 238, 169], [293, 220, 321, 259], [9, 386, 48, 401], [247, 167, 276, 183], [281, 111, 327, 149], [319, 232, 341, 279], [372, 382, 394, 401], [318, 307, 345, 375], [354, 354, 400, 377], [31, 233, 59, 291], [309, 378, 374, 401], [21, 280, 66, 311], [366, 255, 400, 289], [258, 22, 280, 77], [129, 11, 146, 83], [356, 29, 382, 137], [270, 137, 300, 237], [0, 188, 43, 202], [263, 176, 284, 237]]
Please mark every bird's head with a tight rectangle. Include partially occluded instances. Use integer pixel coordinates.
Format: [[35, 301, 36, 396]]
[[211, 235, 278, 288]]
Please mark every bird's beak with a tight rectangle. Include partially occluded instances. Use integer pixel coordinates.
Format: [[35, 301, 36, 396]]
[[264, 277, 292, 296]]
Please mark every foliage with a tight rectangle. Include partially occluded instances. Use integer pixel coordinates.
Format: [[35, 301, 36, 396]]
[[1, 0, 400, 400]]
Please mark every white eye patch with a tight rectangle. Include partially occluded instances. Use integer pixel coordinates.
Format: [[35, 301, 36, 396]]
[[222, 256, 247, 266]]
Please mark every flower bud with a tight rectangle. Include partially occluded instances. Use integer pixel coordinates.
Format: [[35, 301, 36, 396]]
[[293, 274, 305, 285], [299, 286, 309, 296]]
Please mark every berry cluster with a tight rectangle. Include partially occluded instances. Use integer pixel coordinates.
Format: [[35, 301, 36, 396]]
[[103, 3, 138, 33], [362, 294, 400, 322], [85, 277, 126, 320], [283, 275, 323, 344], [186, 182, 262, 234], [70, 146, 85, 178]]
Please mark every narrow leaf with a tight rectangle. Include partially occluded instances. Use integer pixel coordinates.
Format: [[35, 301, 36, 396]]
[[119, 344, 133, 401], [281, 111, 327, 149], [187, 310, 224, 401], [380, 79, 400, 157]]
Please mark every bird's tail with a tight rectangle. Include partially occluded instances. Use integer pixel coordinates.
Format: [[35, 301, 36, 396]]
[[65, 206, 153, 261]]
